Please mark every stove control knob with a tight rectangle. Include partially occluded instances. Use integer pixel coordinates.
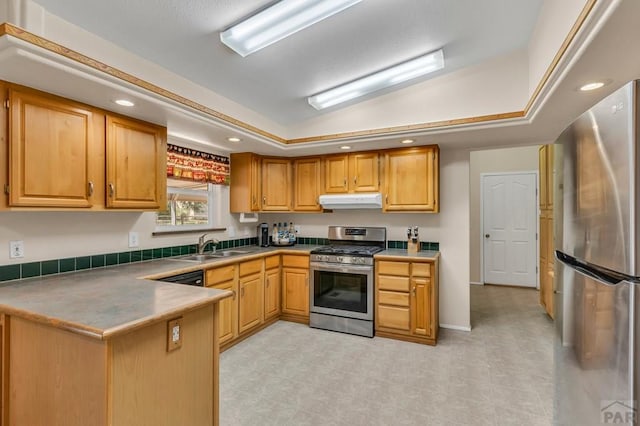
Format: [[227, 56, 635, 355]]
[[336, 256, 343, 263]]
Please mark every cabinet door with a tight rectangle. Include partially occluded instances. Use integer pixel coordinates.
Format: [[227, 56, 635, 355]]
[[264, 267, 281, 320], [349, 152, 379, 192], [546, 145, 554, 209], [324, 154, 349, 193], [106, 115, 166, 209], [212, 279, 238, 345], [261, 158, 291, 211], [410, 277, 433, 337], [8, 88, 102, 207], [230, 153, 261, 212], [282, 267, 309, 316], [539, 146, 548, 210], [293, 157, 322, 211], [239, 272, 263, 333], [384, 146, 438, 212]]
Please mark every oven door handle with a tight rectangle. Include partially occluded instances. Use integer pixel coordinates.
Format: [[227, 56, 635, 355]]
[[309, 262, 373, 273]]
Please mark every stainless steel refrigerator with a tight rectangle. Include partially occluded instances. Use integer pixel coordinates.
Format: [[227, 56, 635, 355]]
[[555, 81, 639, 425]]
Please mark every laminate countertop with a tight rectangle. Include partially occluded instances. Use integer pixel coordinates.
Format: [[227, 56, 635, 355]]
[[374, 249, 440, 261], [0, 245, 319, 340]]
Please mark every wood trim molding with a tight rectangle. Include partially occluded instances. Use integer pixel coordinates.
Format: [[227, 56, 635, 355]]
[[0, 0, 599, 146]]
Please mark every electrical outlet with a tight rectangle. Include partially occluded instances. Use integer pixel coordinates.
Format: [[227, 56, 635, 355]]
[[294, 225, 301, 234], [128, 232, 139, 248], [9, 240, 24, 258], [167, 317, 183, 352]]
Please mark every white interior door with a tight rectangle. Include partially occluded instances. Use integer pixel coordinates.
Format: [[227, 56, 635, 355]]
[[482, 173, 537, 287]]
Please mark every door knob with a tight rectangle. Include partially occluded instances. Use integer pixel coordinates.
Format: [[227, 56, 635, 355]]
[[485, 234, 490, 238]]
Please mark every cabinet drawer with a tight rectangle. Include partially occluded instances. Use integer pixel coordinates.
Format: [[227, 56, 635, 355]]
[[377, 305, 410, 331], [378, 290, 409, 307], [239, 259, 262, 277], [282, 255, 308, 269], [265, 255, 279, 270], [206, 265, 235, 286], [377, 275, 410, 292], [412, 263, 431, 278], [377, 261, 409, 276]]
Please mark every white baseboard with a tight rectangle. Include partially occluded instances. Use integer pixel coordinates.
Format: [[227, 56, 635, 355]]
[[440, 323, 472, 332], [470, 281, 484, 286]]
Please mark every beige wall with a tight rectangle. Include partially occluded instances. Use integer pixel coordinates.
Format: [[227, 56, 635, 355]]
[[469, 145, 541, 284]]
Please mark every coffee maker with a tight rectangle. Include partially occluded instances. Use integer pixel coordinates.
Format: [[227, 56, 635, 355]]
[[257, 223, 270, 247]]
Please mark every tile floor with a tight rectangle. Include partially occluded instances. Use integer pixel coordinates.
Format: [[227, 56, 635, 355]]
[[220, 284, 553, 425]]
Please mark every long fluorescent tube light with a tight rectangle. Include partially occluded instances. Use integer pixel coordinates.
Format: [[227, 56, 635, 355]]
[[308, 49, 445, 110], [220, 0, 362, 57]]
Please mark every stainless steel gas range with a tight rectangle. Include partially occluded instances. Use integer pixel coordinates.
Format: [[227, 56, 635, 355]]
[[309, 226, 386, 337]]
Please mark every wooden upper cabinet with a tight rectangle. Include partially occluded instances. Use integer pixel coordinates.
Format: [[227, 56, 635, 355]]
[[106, 115, 166, 209], [539, 144, 554, 210], [349, 152, 379, 192], [230, 152, 261, 213], [324, 153, 379, 194], [8, 88, 104, 208], [293, 157, 322, 211], [383, 146, 439, 212], [261, 158, 291, 211]]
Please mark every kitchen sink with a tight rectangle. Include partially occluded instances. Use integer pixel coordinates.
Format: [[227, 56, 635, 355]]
[[168, 250, 252, 262]]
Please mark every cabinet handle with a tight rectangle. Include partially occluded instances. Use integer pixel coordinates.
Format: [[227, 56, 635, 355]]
[[262, 196, 266, 205], [108, 183, 115, 197], [266, 278, 270, 288], [412, 286, 416, 295], [252, 196, 256, 206], [354, 176, 357, 185], [232, 290, 236, 300], [241, 287, 245, 297], [87, 181, 94, 196], [343, 178, 347, 187], [385, 194, 388, 204]]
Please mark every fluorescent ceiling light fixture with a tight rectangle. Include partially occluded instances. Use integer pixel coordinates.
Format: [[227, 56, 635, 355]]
[[308, 49, 445, 110], [227, 137, 241, 142], [220, 0, 361, 57], [115, 99, 134, 107], [579, 81, 605, 91]]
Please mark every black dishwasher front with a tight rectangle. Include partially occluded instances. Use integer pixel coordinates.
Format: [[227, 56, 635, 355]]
[[157, 270, 204, 287]]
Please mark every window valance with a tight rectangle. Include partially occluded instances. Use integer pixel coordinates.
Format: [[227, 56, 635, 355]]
[[166, 144, 230, 185]]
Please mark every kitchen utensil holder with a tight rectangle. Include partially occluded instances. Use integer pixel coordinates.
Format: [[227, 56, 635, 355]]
[[407, 238, 420, 254]]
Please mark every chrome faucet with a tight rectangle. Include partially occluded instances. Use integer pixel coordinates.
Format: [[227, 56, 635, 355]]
[[197, 233, 219, 255]]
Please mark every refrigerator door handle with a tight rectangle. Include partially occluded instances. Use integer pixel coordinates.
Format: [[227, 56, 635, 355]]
[[556, 250, 638, 286]]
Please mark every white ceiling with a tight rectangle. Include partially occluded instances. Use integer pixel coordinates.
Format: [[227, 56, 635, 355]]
[[33, 0, 543, 126]]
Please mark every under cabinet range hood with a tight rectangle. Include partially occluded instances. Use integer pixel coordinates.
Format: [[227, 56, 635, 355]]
[[319, 193, 383, 209]]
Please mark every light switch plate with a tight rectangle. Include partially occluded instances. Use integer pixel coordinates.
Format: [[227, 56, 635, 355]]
[[167, 317, 183, 352], [128, 232, 139, 248]]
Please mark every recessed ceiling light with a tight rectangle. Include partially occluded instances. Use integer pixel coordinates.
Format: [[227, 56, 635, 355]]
[[340, 145, 351, 150], [401, 139, 414, 144], [115, 99, 135, 107], [220, 0, 362, 57], [308, 49, 445, 110], [579, 82, 605, 91], [227, 137, 241, 142]]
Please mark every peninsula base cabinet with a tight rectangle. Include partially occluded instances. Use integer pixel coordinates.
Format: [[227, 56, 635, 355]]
[[1, 305, 219, 426], [375, 259, 439, 345]]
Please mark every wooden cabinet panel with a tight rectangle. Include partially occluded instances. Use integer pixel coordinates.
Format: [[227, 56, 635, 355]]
[[264, 267, 281, 320], [212, 279, 238, 345], [378, 290, 409, 307], [8, 88, 103, 208], [238, 272, 263, 334], [205, 265, 236, 286], [282, 255, 309, 269], [412, 263, 431, 278], [377, 305, 410, 331], [293, 157, 322, 211], [230, 152, 261, 212], [324, 154, 349, 193], [411, 278, 432, 337], [539, 211, 554, 318], [349, 152, 379, 192], [261, 158, 291, 211], [539, 144, 554, 210], [282, 267, 309, 317], [377, 275, 410, 292], [265, 255, 280, 270], [239, 259, 262, 277], [384, 146, 439, 212], [106, 115, 166, 209], [377, 261, 410, 276]]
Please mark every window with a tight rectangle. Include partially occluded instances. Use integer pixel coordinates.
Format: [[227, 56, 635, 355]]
[[156, 178, 216, 231]]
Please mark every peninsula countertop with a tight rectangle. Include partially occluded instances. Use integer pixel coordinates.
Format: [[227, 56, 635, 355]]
[[0, 245, 319, 340]]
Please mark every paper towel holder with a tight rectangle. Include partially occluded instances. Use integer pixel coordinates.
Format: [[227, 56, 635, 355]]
[[239, 212, 259, 223]]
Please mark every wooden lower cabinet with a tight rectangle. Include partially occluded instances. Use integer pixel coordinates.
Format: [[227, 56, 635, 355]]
[[206, 264, 238, 346], [375, 258, 439, 345], [539, 209, 554, 318], [2, 306, 217, 425], [281, 254, 310, 322], [239, 272, 264, 333], [264, 255, 281, 320]]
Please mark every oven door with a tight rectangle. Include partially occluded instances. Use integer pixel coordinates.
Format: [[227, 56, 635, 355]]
[[309, 261, 373, 321]]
